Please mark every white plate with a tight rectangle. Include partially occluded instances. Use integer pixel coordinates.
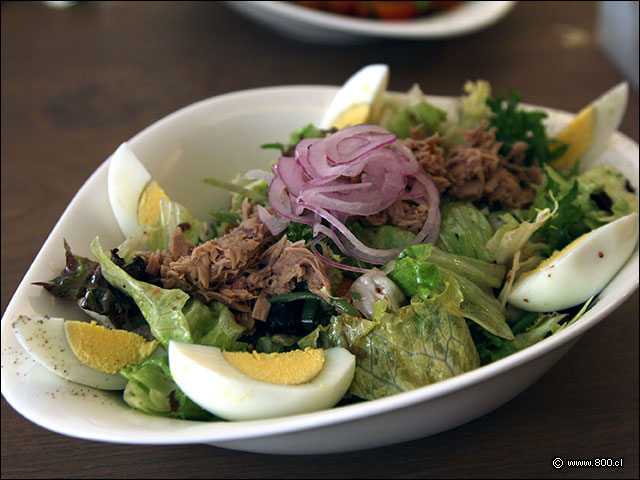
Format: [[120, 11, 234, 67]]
[[1, 86, 638, 455], [225, 1, 517, 44]]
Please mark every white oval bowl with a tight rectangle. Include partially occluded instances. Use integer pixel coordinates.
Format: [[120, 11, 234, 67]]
[[1, 85, 638, 454]]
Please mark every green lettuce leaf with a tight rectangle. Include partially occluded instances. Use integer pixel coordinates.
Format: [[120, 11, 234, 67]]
[[576, 163, 639, 228], [155, 198, 210, 249], [388, 244, 512, 339], [472, 299, 593, 364], [486, 208, 554, 265], [354, 224, 505, 289], [428, 246, 506, 290], [443, 269, 513, 340], [351, 223, 413, 250], [388, 244, 441, 301], [384, 100, 447, 139], [436, 201, 495, 262], [458, 80, 493, 130], [120, 355, 213, 420], [185, 300, 247, 351], [300, 282, 480, 400], [90, 237, 247, 350]]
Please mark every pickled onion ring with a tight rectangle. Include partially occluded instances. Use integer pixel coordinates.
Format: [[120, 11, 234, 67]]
[[266, 124, 441, 268]]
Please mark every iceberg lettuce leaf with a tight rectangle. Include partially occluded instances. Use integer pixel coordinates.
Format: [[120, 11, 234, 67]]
[[388, 244, 441, 301], [115, 198, 210, 262], [428, 246, 506, 290], [300, 284, 480, 400], [185, 300, 247, 351], [486, 208, 553, 265], [436, 201, 496, 262], [576, 163, 639, 226], [385, 100, 447, 139], [354, 224, 505, 289], [387, 244, 512, 340], [121, 356, 214, 420], [442, 269, 513, 340], [458, 80, 493, 130]]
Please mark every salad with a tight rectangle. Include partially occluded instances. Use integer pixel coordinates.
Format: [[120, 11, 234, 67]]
[[12, 68, 639, 423]]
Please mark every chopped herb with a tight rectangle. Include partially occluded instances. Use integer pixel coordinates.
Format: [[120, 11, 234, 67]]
[[487, 90, 567, 166]]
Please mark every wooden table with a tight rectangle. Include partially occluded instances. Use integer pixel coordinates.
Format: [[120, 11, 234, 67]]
[[2, 1, 638, 478]]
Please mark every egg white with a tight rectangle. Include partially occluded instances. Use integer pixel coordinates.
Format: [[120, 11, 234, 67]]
[[580, 82, 628, 169], [168, 341, 356, 421], [11, 315, 128, 390], [507, 213, 639, 312], [107, 142, 152, 238], [319, 63, 389, 129]]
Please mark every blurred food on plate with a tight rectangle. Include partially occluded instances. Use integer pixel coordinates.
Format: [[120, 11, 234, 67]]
[[293, 1, 464, 20]]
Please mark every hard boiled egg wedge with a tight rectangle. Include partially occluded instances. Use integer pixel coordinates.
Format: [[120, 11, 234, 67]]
[[550, 82, 628, 171], [11, 316, 157, 390], [320, 64, 389, 130], [507, 213, 638, 312], [168, 341, 356, 421], [107, 142, 169, 238]]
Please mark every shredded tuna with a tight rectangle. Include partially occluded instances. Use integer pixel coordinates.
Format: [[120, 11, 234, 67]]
[[445, 124, 541, 209], [362, 123, 541, 233], [140, 226, 195, 278], [251, 291, 271, 323], [403, 135, 450, 193], [246, 236, 332, 301], [137, 203, 331, 331], [362, 199, 431, 234]]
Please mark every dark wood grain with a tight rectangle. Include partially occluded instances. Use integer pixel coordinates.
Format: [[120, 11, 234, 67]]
[[2, 1, 638, 478]]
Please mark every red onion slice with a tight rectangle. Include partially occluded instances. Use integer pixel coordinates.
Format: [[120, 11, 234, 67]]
[[264, 123, 442, 268]]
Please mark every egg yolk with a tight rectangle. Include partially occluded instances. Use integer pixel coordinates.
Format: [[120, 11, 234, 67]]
[[550, 105, 596, 170], [222, 348, 325, 385], [137, 180, 169, 227], [64, 321, 158, 374], [333, 104, 371, 129]]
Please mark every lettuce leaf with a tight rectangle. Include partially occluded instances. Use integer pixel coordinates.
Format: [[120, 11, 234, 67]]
[[388, 244, 512, 339], [354, 224, 505, 289], [299, 282, 480, 400], [436, 201, 496, 262], [458, 80, 493, 130], [486, 208, 554, 265], [351, 223, 414, 250], [428, 246, 506, 290], [33, 240, 146, 330], [385, 100, 447, 139], [472, 299, 593, 364], [90, 237, 247, 350], [120, 355, 213, 420], [388, 244, 441, 301], [182, 299, 247, 351], [576, 163, 639, 227], [526, 163, 638, 255]]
